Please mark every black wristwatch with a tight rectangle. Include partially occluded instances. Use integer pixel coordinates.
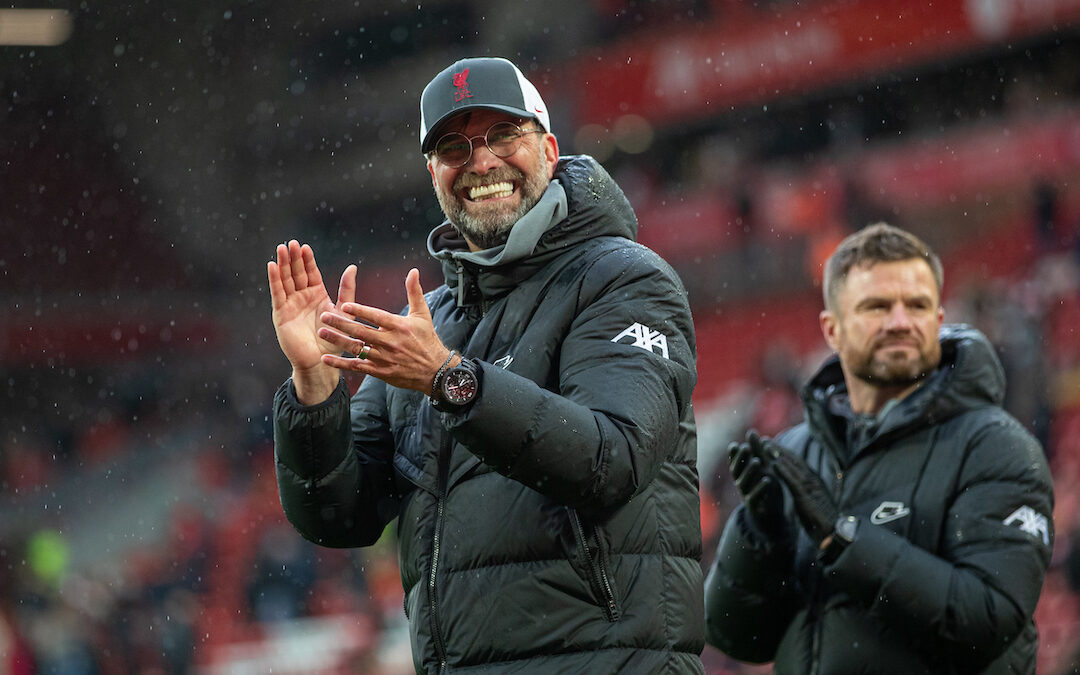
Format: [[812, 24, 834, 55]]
[[431, 357, 481, 413], [822, 515, 857, 564]]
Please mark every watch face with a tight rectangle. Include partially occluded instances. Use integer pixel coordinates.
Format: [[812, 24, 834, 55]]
[[836, 516, 858, 542], [443, 367, 478, 405]]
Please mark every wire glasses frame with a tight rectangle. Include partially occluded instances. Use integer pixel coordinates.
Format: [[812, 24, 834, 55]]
[[432, 121, 544, 168]]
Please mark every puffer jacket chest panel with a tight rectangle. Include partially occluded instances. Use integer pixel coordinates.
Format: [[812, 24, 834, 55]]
[[837, 434, 937, 530], [454, 237, 612, 369]]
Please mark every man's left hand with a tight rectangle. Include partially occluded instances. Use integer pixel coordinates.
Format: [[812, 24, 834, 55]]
[[772, 451, 839, 546], [317, 268, 454, 393]]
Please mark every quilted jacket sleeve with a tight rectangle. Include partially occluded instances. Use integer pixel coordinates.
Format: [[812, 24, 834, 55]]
[[443, 243, 696, 513], [703, 506, 801, 662], [273, 374, 399, 547], [827, 414, 1054, 667]]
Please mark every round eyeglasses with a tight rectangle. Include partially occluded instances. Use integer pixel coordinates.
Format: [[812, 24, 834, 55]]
[[432, 121, 544, 168]]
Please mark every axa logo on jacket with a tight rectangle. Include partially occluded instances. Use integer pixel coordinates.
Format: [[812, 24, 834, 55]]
[[612, 322, 669, 359], [1004, 505, 1051, 546]]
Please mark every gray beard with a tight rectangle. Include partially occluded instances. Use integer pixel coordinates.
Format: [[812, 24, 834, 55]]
[[442, 195, 533, 250], [435, 158, 549, 250]]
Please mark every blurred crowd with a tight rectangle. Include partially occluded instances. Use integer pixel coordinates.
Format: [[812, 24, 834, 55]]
[[0, 360, 409, 673]]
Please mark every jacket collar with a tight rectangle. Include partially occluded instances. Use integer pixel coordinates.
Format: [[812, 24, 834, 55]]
[[802, 324, 1006, 455]]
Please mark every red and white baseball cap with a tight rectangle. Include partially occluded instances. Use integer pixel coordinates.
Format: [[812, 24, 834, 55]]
[[419, 57, 550, 154]]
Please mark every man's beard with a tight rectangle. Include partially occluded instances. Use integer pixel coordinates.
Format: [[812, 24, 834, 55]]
[[851, 341, 941, 388], [435, 155, 550, 250]]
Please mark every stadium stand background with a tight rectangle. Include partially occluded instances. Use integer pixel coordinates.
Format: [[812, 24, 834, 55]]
[[2, 0, 1080, 671]]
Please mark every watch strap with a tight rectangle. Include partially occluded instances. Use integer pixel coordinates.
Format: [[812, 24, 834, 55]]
[[821, 515, 857, 564], [430, 349, 458, 403]]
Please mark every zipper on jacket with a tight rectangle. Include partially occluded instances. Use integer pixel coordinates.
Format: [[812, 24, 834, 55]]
[[428, 435, 451, 671], [809, 567, 825, 675], [568, 507, 620, 622], [455, 261, 464, 306]]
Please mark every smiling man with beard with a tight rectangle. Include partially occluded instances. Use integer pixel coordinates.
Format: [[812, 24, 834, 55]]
[[427, 107, 553, 251], [704, 223, 1054, 674], [267, 57, 705, 673]]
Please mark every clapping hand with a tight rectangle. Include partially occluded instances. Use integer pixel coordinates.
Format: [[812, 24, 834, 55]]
[[772, 450, 838, 546], [268, 239, 454, 403], [727, 430, 785, 537], [317, 267, 453, 394], [267, 240, 357, 403]]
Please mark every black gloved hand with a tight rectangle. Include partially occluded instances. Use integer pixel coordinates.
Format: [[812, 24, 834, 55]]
[[772, 450, 838, 546], [727, 429, 784, 537]]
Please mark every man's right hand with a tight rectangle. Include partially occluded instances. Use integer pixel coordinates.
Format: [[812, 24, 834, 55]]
[[267, 240, 356, 404], [727, 429, 785, 538]]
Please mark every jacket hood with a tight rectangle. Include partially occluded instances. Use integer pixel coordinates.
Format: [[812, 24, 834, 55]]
[[426, 154, 638, 305], [802, 323, 1006, 450]]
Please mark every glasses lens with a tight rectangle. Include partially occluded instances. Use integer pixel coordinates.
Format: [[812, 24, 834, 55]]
[[485, 122, 523, 157], [435, 133, 472, 167]]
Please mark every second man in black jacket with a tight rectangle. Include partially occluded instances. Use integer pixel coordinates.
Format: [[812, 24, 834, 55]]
[[705, 223, 1053, 674]]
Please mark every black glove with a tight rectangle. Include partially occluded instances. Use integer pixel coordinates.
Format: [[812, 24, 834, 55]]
[[727, 429, 784, 537], [772, 450, 838, 546]]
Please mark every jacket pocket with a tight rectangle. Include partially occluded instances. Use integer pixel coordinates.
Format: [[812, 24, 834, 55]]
[[567, 507, 621, 622]]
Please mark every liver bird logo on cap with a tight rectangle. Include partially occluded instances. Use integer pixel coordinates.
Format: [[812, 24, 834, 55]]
[[452, 68, 472, 102]]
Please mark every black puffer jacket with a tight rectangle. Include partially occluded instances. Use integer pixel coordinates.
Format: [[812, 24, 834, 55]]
[[705, 325, 1053, 674], [274, 156, 705, 673]]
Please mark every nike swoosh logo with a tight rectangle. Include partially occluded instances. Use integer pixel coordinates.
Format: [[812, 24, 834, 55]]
[[870, 501, 911, 524], [493, 355, 514, 369]]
